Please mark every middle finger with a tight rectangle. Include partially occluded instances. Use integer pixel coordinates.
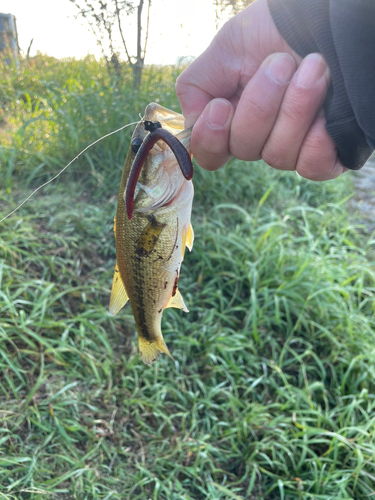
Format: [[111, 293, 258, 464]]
[[262, 53, 330, 171]]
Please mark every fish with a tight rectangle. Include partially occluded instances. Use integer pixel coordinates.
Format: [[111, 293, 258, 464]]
[[109, 103, 194, 365]]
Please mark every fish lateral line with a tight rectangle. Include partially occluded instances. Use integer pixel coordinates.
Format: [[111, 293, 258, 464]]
[[125, 127, 194, 221], [0, 120, 139, 224]]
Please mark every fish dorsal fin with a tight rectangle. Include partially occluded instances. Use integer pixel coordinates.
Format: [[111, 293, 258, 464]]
[[165, 289, 189, 312], [109, 262, 129, 315], [186, 223, 194, 251]]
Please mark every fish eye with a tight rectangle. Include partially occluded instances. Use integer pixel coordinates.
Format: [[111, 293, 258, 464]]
[[131, 137, 143, 154]]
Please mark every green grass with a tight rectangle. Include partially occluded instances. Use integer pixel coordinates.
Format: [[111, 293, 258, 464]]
[[1, 55, 375, 499]]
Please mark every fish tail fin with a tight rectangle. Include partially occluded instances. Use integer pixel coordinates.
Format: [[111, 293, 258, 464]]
[[137, 331, 174, 365]]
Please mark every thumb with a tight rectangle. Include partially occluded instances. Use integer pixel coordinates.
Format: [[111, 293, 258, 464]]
[[175, 26, 240, 128]]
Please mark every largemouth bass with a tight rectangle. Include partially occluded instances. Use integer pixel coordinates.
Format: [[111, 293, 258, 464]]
[[109, 103, 194, 365]]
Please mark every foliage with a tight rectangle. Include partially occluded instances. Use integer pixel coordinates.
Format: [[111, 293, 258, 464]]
[[70, 0, 151, 88], [0, 55, 179, 197], [1, 55, 375, 499]]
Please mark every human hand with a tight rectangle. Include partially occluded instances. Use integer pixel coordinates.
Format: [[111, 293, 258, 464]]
[[176, 0, 347, 180]]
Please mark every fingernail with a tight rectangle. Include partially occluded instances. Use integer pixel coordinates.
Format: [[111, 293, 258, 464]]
[[207, 99, 232, 129], [295, 53, 327, 88], [265, 53, 296, 85]]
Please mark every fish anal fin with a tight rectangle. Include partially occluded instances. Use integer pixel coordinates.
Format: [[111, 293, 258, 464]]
[[109, 262, 128, 315], [138, 333, 173, 365], [165, 288, 189, 313]]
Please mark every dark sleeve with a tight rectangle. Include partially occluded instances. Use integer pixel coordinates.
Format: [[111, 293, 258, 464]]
[[267, 0, 375, 170]]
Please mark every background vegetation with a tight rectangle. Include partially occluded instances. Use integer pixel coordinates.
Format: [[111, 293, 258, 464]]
[[0, 55, 375, 499]]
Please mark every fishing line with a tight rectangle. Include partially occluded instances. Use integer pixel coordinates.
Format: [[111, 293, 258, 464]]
[[0, 120, 139, 224]]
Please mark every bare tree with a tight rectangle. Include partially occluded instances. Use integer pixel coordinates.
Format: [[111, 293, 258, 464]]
[[70, 0, 151, 89]]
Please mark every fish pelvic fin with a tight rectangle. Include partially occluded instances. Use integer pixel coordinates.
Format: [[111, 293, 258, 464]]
[[109, 262, 129, 315], [138, 332, 174, 365]]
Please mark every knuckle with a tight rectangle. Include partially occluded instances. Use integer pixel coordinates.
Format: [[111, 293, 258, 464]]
[[230, 125, 265, 161], [280, 97, 307, 123], [195, 152, 227, 171], [297, 132, 337, 180], [175, 77, 189, 98], [194, 129, 229, 157], [297, 162, 333, 181], [261, 145, 291, 170], [229, 131, 259, 161], [230, 144, 259, 162], [297, 154, 337, 181], [304, 126, 331, 152], [242, 97, 271, 126]]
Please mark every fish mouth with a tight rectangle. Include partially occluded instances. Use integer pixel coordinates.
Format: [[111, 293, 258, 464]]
[[131, 102, 187, 148]]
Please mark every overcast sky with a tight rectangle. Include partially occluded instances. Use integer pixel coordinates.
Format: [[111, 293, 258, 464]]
[[2, 0, 220, 65]]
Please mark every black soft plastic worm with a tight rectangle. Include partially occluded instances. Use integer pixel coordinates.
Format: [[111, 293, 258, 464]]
[[125, 122, 193, 220]]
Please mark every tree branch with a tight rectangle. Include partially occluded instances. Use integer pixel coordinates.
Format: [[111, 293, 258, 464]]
[[114, 0, 132, 65], [71, 0, 109, 68], [137, 0, 144, 65], [142, 0, 151, 61]]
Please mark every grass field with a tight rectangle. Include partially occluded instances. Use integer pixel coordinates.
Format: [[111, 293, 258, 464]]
[[1, 56, 375, 499]]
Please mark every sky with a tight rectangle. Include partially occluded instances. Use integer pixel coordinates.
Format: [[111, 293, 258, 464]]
[[1, 0, 220, 65]]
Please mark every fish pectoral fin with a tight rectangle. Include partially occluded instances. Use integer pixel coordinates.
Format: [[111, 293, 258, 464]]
[[165, 289, 189, 313], [181, 223, 194, 260], [186, 223, 194, 251], [138, 333, 173, 365], [109, 262, 129, 316]]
